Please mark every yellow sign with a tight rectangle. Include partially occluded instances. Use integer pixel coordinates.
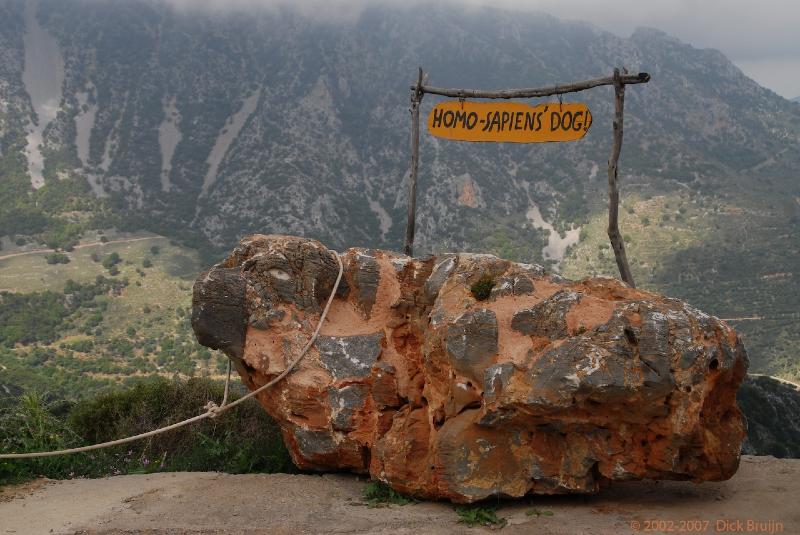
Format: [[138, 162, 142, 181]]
[[427, 101, 592, 143]]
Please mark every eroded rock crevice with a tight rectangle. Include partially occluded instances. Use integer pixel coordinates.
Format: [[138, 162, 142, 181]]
[[192, 234, 749, 503]]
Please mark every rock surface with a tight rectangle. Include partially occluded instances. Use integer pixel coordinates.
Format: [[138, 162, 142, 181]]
[[192, 234, 749, 503]]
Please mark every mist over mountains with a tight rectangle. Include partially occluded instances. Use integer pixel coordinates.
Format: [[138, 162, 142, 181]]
[[1, 0, 799, 377]]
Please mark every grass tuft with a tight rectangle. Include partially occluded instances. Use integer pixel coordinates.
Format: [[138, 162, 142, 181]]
[[454, 505, 507, 528], [361, 480, 414, 508], [470, 276, 495, 301]]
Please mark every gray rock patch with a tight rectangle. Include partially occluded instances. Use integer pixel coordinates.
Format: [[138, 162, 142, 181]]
[[512, 290, 581, 339], [328, 384, 368, 431], [293, 427, 338, 456], [316, 333, 384, 381], [446, 309, 498, 380]]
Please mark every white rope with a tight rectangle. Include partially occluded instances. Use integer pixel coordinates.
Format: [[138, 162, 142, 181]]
[[0, 251, 344, 460]]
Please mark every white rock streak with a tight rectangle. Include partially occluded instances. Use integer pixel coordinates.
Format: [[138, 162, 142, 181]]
[[200, 90, 260, 197], [74, 89, 97, 168], [22, 0, 64, 188], [158, 97, 182, 192], [526, 203, 580, 269]]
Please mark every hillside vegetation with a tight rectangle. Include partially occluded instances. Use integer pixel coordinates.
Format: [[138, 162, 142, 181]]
[[0, 233, 224, 398], [0, 378, 292, 486], [0, 1, 796, 382]]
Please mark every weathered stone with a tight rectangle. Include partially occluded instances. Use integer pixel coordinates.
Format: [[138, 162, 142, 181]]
[[511, 290, 581, 339], [424, 256, 456, 302], [489, 274, 535, 299], [250, 309, 285, 330], [191, 267, 247, 359], [349, 251, 381, 317], [193, 235, 749, 503], [328, 384, 368, 431], [315, 333, 384, 381], [445, 309, 498, 381]]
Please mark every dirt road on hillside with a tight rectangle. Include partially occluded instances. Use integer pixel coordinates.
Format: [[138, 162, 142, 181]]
[[0, 456, 797, 534], [0, 236, 166, 262]]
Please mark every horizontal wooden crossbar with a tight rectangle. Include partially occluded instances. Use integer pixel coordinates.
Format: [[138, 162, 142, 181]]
[[414, 72, 650, 99]]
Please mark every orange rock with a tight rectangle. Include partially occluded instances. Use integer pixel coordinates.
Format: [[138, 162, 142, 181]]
[[192, 235, 749, 503]]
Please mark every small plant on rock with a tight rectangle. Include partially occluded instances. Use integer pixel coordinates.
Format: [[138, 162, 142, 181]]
[[470, 276, 495, 301]]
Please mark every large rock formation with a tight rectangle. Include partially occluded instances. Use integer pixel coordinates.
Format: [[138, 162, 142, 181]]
[[192, 234, 749, 503]]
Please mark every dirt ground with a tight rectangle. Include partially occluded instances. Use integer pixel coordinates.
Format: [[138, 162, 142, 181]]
[[0, 455, 797, 535]]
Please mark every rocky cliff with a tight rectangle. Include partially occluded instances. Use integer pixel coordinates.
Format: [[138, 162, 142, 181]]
[[192, 235, 748, 502]]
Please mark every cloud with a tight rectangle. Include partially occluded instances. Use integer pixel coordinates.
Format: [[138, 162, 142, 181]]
[[159, 0, 413, 22], [157, 0, 800, 98], [474, 0, 800, 98]]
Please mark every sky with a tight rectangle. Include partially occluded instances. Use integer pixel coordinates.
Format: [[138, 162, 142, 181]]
[[480, 0, 800, 99], [166, 0, 800, 99]]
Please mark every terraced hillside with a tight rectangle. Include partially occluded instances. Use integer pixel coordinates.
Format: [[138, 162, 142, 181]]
[[0, 1, 797, 384], [0, 232, 223, 398], [562, 189, 800, 379]]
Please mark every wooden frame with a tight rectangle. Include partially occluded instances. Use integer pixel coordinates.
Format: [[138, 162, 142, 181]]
[[403, 68, 650, 288]]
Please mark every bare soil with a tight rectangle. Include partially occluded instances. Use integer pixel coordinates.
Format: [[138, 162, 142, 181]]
[[0, 456, 797, 535]]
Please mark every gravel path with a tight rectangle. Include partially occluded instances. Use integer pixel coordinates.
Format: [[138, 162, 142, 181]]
[[1, 456, 797, 534]]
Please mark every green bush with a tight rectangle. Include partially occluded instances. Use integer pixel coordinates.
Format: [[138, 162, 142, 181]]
[[102, 252, 121, 270], [62, 339, 94, 352], [0, 291, 69, 347], [0, 392, 92, 484], [0, 378, 294, 485], [45, 252, 70, 265]]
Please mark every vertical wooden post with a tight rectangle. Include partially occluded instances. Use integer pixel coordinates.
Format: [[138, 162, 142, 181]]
[[404, 68, 424, 257], [607, 68, 636, 287]]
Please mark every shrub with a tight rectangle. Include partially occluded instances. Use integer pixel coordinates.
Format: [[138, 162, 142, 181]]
[[470, 276, 495, 301], [63, 339, 94, 352], [102, 252, 121, 269], [45, 252, 70, 265], [0, 291, 69, 347], [0, 378, 293, 485], [0, 393, 89, 484], [68, 378, 293, 475]]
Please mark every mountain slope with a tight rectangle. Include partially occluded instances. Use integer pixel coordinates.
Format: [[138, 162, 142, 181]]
[[0, 1, 798, 378], [739, 375, 800, 458]]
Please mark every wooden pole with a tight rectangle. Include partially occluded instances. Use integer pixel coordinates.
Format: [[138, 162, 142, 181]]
[[416, 72, 649, 100], [607, 68, 636, 287], [404, 68, 424, 257]]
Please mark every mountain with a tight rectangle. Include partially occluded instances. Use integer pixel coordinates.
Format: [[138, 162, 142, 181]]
[[0, 0, 799, 379], [792, 96, 800, 103]]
